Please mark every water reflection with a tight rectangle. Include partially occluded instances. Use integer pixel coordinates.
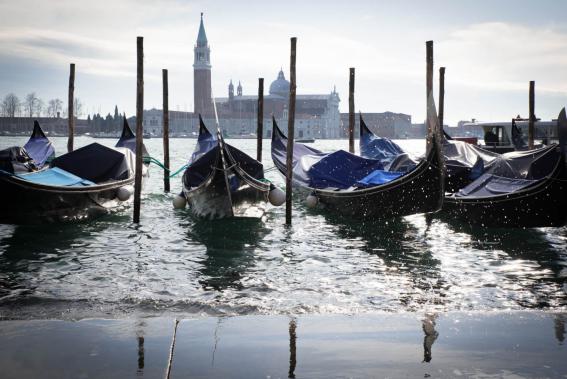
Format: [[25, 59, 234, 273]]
[[421, 313, 438, 363], [555, 314, 566, 345], [289, 318, 297, 378], [186, 217, 269, 291], [136, 320, 146, 376]]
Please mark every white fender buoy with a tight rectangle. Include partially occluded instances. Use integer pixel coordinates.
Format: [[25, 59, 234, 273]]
[[173, 193, 187, 209], [268, 186, 285, 206], [305, 194, 318, 208], [116, 185, 134, 201]]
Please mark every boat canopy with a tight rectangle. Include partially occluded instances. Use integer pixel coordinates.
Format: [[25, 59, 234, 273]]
[[271, 118, 405, 190], [359, 116, 405, 162], [23, 121, 55, 167], [51, 143, 135, 183], [455, 144, 560, 198], [183, 116, 265, 189]]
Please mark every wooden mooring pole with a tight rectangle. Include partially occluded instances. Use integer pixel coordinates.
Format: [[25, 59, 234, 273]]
[[348, 68, 355, 154], [438, 67, 445, 129], [257, 78, 264, 162], [162, 69, 170, 193], [528, 80, 535, 149], [286, 37, 297, 225], [133, 36, 144, 224], [426, 41, 434, 137], [67, 63, 75, 153]]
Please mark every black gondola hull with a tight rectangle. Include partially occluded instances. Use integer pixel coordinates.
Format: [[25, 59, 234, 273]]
[[307, 140, 444, 219], [443, 159, 567, 228], [0, 175, 134, 224], [182, 144, 270, 220]]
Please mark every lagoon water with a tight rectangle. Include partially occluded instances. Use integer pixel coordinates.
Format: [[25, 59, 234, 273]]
[[1, 136, 567, 320]]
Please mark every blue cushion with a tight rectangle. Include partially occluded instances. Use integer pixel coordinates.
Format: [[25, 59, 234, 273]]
[[16, 167, 95, 187]]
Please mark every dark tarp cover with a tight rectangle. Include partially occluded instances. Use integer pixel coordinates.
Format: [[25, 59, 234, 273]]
[[443, 138, 500, 180], [0, 147, 35, 174], [272, 119, 402, 190], [184, 117, 265, 189], [359, 116, 406, 165], [189, 116, 217, 164], [455, 144, 560, 198], [23, 121, 55, 167], [115, 118, 148, 157], [51, 143, 133, 183]]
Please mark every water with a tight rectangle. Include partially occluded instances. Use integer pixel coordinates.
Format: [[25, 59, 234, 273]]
[[1, 136, 567, 320]]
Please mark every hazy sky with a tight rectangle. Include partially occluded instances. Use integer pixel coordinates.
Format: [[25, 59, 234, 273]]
[[0, 0, 566, 125]]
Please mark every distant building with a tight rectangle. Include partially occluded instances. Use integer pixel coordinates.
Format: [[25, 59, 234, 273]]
[[340, 112, 414, 139], [0, 116, 89, 136], [132, 14, 343, 138]]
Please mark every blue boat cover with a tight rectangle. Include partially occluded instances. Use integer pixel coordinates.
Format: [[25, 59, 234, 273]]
[[23, 121, 55, 167], [115, 118, 148, 157], [359, 116, 405, 165], [271, 118, 403, 190], [190, 115, 217, 164], [16, 167, 95, 187], [183, 117, 265, 189], [455, 144, 561, 198], [356, 170, 404, 187]]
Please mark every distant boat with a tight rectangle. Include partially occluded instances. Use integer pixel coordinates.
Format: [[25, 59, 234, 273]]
[[296, 138, 315, 143]]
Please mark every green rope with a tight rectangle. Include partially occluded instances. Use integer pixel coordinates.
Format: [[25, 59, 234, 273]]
[[144, 156, 189, 178]]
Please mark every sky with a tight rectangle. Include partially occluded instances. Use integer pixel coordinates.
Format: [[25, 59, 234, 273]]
[[0, 0, 566, 125]]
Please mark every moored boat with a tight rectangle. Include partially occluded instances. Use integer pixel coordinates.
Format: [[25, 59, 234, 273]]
[[179, 116, 282, 220], [0, 119, 146, 223], [443, 108, 567, 228], [271, 96, 445, 219]]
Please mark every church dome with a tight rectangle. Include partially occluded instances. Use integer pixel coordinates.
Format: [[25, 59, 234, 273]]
[[269, 69, 290, 96]]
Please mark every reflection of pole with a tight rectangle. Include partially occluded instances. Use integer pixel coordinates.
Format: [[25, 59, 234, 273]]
[[555, 315, 565, 345], [422, 314, 438, 363], [289, 319, 297, 378], [137, 336, 145, 373]]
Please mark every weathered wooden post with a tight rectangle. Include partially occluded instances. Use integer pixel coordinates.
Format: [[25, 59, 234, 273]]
[[286, 37, 297, 225], [348, 68, 355, 153], [67, 63, 75, 152], [257, 77, 264, 162], [162, 69, 170, 192], [528, 80, 535, 149], [438, 67, 445, 129], [133, 36, 144, 224], [288, 319, 297, 379], [426, 41, 434, 138]]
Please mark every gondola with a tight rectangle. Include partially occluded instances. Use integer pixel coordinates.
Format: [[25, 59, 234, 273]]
[[443, 108, 567, 228], [0, 119, 145, 223], [270, 96, 445, 219], [359, 115, 500, 192], [179, 116, 282, 220]]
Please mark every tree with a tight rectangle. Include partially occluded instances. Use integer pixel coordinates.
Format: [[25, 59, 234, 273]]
[[1, 93, 21, 117], [24, 92, 41, 117], [47, 98, 63, 117]]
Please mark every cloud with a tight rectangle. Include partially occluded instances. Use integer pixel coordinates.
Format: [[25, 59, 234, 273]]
[[438, 22, 567, 94]]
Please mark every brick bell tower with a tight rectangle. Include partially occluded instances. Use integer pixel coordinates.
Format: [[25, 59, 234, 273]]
[[193, 13, 213, 118]]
